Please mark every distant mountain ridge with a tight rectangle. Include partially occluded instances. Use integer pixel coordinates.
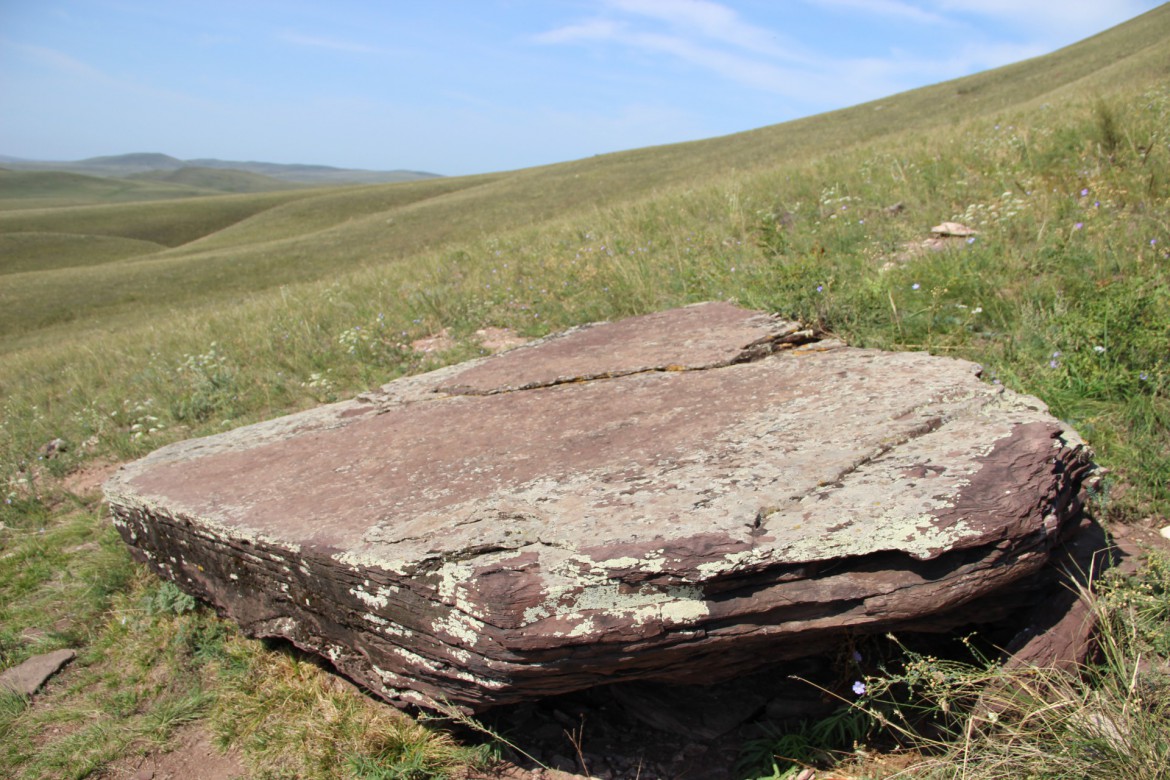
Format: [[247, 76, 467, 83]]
[[0, 152, 441, 185]]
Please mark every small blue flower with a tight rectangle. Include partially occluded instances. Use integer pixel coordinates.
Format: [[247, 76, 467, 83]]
[[912, 283, 920, 290], [1080, 188, 1089, 197], [1140, 372, 1150, 381], [1074, 222, 1083, 230], [852, 680, 866, 696], [816, 284, 824, 293], [852, 650, 863, 663]]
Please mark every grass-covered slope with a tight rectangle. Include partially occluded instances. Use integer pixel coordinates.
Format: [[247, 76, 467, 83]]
[[3, 153, 443, 186], [0, 169, 225, 209], [124, 166, 305, 193], [3, 6, 1167, 352], [1, 6, 1169, 779]]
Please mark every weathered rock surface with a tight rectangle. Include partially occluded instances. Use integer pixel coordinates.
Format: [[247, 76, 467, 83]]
[[0, 649, 76, 697], [105, 302, 1096, 712]]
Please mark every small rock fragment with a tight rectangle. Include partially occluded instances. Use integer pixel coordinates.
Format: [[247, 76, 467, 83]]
[[40, 438, 67, 458], [0, 649, 76, 697], [931, 221, 978, 237]]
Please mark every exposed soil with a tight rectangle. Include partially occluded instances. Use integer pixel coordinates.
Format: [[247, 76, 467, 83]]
[[63, 459, 122, 497], [96, 724, 247, 780], [1108, 516, 1170, 573]]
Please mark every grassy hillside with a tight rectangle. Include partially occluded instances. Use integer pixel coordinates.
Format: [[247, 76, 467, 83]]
[[0, 168, 226, 209], [2, 4, 1166, 352], [2, 153, 442, 185], [1, 5, 1169, 779], [0, 164, 306, 212], [124, 166, 305, 193]]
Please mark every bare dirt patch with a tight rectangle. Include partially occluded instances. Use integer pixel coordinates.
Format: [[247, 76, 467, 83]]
[[97, 724, 247, 780], [63, 459, 123, 497], [411, 328, 457, 354], [475, 327, 530, 353]]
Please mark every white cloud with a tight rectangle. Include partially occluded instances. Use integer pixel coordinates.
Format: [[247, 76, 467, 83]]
[[811, 0, 1155, 36], [534, 20, 819, 100], [532, 19, 624, 45], [604, 0, 803, 60], [936, 0, 1147, 24], [533, 0, 821, 98], [531, 0, 1156, 124], [1, 39, 110, 81], [0, 38, 214, 110], [277, 31, 379, 54], [811, 0, 949, 25]]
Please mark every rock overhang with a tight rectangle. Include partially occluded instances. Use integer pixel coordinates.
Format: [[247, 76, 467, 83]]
[[104, 301, 1096, 711]]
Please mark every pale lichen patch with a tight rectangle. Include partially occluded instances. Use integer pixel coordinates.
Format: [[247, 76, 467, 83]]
[[431, 608, 487, 647]]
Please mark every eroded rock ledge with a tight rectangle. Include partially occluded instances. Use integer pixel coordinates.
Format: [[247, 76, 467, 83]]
[[105, 302, 1096, 712]]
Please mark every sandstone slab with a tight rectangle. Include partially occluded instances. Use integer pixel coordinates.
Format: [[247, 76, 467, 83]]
[[105, 302, 1095, 712]]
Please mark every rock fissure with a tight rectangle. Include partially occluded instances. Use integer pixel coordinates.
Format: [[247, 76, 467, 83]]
[[106, 302, 1102, 713], [435, 324, 824, 398]]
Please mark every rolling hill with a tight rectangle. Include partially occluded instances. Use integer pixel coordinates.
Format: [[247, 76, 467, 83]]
[[0, 168, 234, 209], [1, 2, 1168, 349], [124, 166, 305, 194], [0, 152, 441, 185]]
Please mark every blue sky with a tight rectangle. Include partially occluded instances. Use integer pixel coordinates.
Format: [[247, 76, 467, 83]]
[[0, 1, 1162, 175]]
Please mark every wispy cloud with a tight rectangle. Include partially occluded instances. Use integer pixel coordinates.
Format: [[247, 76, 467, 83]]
[[812, 0, 949, 25], [531, 0, 1142, 112], [936, 0, 1150, 26], [277, 31, 379, 54], [604, 0, 805, 60], [2, 39, 112, 81], [533, 19, 624, 45], [813, 0, 1151, 30], [1, 38, 213, 108], [533, 0, 824, 100]]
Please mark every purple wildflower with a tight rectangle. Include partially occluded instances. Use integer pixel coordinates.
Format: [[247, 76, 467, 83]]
[[852, 681, 867, 696]]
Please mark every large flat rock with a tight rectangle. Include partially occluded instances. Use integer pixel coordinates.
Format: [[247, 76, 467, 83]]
[[105, 302, 1095, 711]]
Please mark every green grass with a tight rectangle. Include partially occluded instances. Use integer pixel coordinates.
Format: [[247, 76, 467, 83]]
[[1, 5, 1170, 778], [124, 166, 306, 193], [0, 168, 227, 209], [0, 232, 165, 275]]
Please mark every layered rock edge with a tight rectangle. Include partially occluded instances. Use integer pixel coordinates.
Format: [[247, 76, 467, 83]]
[[105, 302, 1097, 711]]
